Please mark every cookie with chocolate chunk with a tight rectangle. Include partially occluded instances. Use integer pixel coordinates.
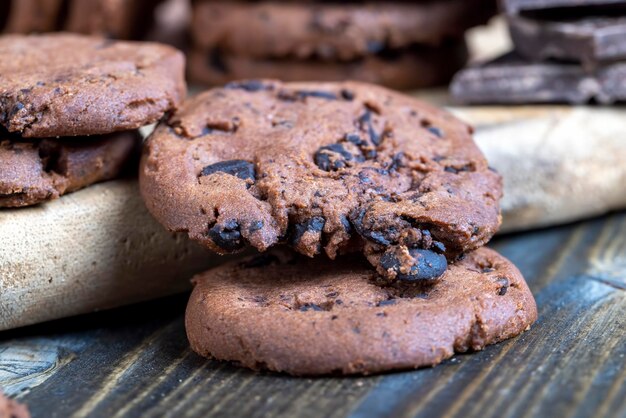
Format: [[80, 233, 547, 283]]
[[141, 80, 502, 281], [188, 41, 468, 90], [0, 33, 185, 138], [0, 131, 139, 207], [186, 247, 537, 375], [0, 0, 66, 34], [192, 0, 494, 61]]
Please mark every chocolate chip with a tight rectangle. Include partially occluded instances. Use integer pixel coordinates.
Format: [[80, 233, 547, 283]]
[[291, 217, 326, 245], [427, 126, 443, 137], [314, 143, 362, 171], [379, 248, 447, 281], [300, 303, 323, 312], [340, 215, 352, 234], [349, 208, 392, 246], [200, 160, 255, 181], [278, 89, 337, 101], [340, 89, 355, 101], [208, 220, 243, 251], [225, 80, 270, 92], [248, 220, 264, 233], [496, 277, 510, 296], [243, 254, 280, 268], [358, 110, 382, 146], [377, 299, 397, 307], [444, 164, 474, 174]]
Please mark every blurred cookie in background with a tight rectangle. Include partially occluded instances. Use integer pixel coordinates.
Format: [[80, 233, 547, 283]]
[[189, 0, 497, 89], [0, 0, 67, 33]]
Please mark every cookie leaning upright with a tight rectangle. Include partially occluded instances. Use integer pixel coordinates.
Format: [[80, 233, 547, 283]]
[[0, 33, 185, 137], [140, 80, 502, 280], [0, 33, 186, 207]]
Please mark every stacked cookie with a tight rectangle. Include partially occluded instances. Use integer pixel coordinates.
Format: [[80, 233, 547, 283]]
[[141, 80, 537, 375], [0, 0, 164, 40], [0, 33, 185, 207], [452, 0, 626, 103], [188, 0, 497, 89]]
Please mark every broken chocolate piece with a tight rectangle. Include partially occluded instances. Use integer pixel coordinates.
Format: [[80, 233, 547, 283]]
[[200, 160, 256, 181], [450, 52, 626, 104]]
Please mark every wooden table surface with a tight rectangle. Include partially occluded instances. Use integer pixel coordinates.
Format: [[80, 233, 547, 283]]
[[1, 212, 625, 418]]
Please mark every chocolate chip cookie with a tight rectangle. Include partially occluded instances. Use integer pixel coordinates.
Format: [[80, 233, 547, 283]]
[[192, 0, 495, 61], [0, 0, 66, 34], [186, 247, 537, 375], [64, 0, 163, 40], [0, 131, 139, 207], [141, 81, 502, 281], [188, 42, 468, 90], [0, 33, 185, 138]]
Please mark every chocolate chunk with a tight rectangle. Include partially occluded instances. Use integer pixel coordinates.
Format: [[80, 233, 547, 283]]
[[427, 126, 444, 138], [208, 220, 244, 251], [450, 52, 626, 104], [314, 143, 363, 171], [200, 160, 256, 181], [291, 217, 326, 245], [379, 247, 447, 281], [225, 80, 271, 92], [502, 0, 626, 14], [299, 303, 324, 312], [358, 110, 382, 146], [340, 89, 355, 101], [507, 14, 626, 68], [208, 49, 228, 73], [278, 89, 337, 101]]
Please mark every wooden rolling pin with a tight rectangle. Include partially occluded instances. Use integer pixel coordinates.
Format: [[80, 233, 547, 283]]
[[2, 105, 626, 331]]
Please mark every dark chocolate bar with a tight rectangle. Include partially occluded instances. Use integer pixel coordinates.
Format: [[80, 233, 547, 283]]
[[450, 52, 626, 104], [508, 14, 626, 67], [502, 0, 626, 14]]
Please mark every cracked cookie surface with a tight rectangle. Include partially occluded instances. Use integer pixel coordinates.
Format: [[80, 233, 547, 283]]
[[0, 131, 139, 207], [0, 33, 185, 138], [185, 247, 537, 375], [140, 80, 502, 280]]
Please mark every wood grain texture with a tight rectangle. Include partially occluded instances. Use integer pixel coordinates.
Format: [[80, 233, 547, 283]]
[[0, 213, 624, 418]]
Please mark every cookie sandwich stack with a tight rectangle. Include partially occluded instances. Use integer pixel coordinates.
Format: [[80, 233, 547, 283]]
[[452, 0, 626, 103], [0, 33, 185, 207], [188, 0, 497, 89], [141, 79, 538, 375]]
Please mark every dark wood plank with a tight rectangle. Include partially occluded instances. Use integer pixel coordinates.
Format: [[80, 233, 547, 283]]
[[1, 213, 624, 418]]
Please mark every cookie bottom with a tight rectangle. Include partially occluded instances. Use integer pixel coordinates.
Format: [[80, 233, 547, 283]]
[[0, 131, 139, 207], [188, 42, 468, 90], [186, 247, 537, 376]]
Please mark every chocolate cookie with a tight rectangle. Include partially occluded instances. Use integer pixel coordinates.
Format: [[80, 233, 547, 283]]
[[192, 0, 494, 61], [186, 247, 537, 375], [188, 42, 468, 90], [140, 81, 502, 281], [64, 0, 163, 40], [0, 131, 138, 207], [0, 392, 30, 418], [0, 33, 185, 138], [1, 0, 66, 34]]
